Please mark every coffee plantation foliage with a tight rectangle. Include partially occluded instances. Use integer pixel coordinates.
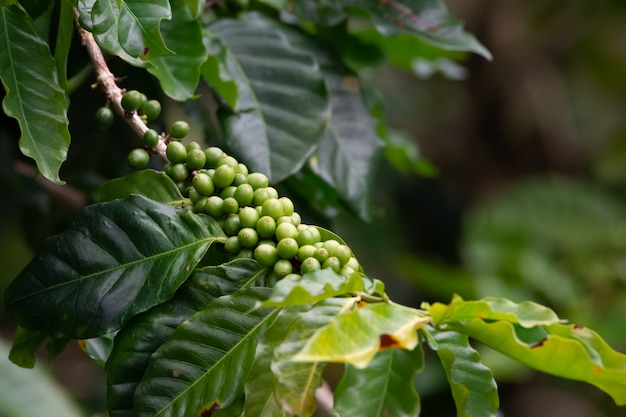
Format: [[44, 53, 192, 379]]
[[1, 1, 625, 416]]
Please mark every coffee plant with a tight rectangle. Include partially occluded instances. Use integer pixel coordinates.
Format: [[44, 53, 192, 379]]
[[1, 1, 625, 416]]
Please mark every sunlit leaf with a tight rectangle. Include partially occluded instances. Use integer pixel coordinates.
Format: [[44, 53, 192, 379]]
[[260, 269, 365, 307], [134, 288, 279, 417], [99, 169, 183, 203], [294, 302, 430, 368], [106, 259, 265, 417], [0, 4, 70, 184], [3, 195, 225, 339], [210, 15, 330, 182], [201, 31, 239, 109], [427, 328, 499, 417], [148, 0, 207, 100], [334, 345, 424, 417]]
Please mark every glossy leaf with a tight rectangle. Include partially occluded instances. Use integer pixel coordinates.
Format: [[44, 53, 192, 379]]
[[260, 268, 365, 307], [77, 0, 95, 31], [3, 195, 225, 339], [0, 338, 85, 417], [334, 345, 424, 417], [201, 31, 239, 109], [54, 0, 75, 90], [88, 0, 151, 67], [134, 288, 278, 417], [118, 0, 172, 60], [428, 329, 499, 417], [294, 302, 430, 368], [81, 332, 117, 367], [210, 16, 330, 182], [148, 0, 207, 100], [0, 4, 70, 184], [106, 259, 265, 417], [99, 169, 183, 203]]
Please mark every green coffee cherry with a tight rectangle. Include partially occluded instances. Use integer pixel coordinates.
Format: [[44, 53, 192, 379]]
[[95, 106, 114, 129], [169, 120, 190, 139], [300, 257, 321, 274], [322, 239, 341, 253], [166, 141, 188, 164], [256, 216, 277, 239], [313, 247, 330, 264], [262, 198, 284, 220], [205, 196, 224, 218], [121, 90, 144, 112], [143, 129, 159, 148], [186, 149, 207, 170], [254, 244, 278, 267], [277, 238, 298, 259], [253, 187, 273, 207], [331, 245, 352, 266], [128, 148, 150, 169], [186, 141, 202, 152], [218, 155, 238, 168], [139, 99, 161, 121], [204, 147, 224, 168], [346, 257, 361, 271], [247, 172, 269, 190], [223, 214, 241, 236], [276, 222, 298, 241], [224, 235, 242, 254], [213, 164, 236, 189], [235, 248, 254, 259], [238, 227, 259, 248], [233, 184, 253, 207], [239, 207, 260, 228], [279, 197, 295, 216], [295, 226, 321, 246], [297, 244, 317, 261], [222, 197, 239, 215], [273, 259, 293, 278], [236, 163, 248, 175], [170, 163, 189, 181], [189, 188, 202, 204], [219, 186, 237, 199], [192, 173, 215, 196], [340, 265, 356, 277], [323, 256, 341, 273]]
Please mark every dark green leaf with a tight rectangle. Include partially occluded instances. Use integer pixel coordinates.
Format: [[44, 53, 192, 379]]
[[54, 0, 76, 91], [427, 329, 498, 417], [134, 288, 279, 417], [334, 345, 424, 417], [3, 195, 225, 339], [106, 259, 265, 417], [148, 0, 207, 100], [118, 0, 173, 60], [81, 332, 117, 367], [210, 16, 330, 182], [76, 0, 95, 31], [0, 4, 70, 184], [99, 169, 184, 203], [89, 0, 152, 67]]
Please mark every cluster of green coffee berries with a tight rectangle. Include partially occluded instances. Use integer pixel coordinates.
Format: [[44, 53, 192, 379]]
[[111, 89, 362, 282]]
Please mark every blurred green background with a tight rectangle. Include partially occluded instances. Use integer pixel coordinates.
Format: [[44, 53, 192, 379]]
[[1, 1, 626, 416]]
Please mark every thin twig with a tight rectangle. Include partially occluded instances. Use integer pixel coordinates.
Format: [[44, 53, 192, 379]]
[[73, 8, 168, 161]]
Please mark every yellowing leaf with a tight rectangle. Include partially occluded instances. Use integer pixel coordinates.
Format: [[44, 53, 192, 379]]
[[293, 302, 430, 368]]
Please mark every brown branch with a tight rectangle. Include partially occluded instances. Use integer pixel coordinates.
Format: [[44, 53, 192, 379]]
[[73, 8, 168, 161]]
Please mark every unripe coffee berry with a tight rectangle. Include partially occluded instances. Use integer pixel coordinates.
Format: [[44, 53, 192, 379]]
[[218, 155, 238, 168], [166, 141, 188, 164], [322, 239, 341, 253], [275, 222, 298, 241], [238, 227, 259, 248], [297, 244, 317, 261], [234, 184, 254, 206], [295, 226, 321, 246], [186, 141, 202, 152], [169, 120, 190, 139], [254, 244, 278, 267], [238, 207, 260, 228], [247, 172, 269, 190], [205, 196, 224, 218], [121, 90, 144, 112], [192, 173, 215, 196], [277, 237, 299, 259], [204, 147, 224, 168], [262, 198, 284, 220], [139, 99, 161, 121], [323, 256, 341, 273], [233, 173, 247, 186], [279, 197, 294, 216], [95, 106, 114, 129], [273, 259, 293, 278], [143, 129, 159, 148], [213, 164, 236, 189], [170, 163, 189, 181], [224, 235, 242, 253], [236, 163, 248, 175], [220, 186, 237, 199], [253, 187, 272, 207], [300, 257, 321, 274], [256, 216, 277, 239], [127, 148, 150, 169], [186, 149, 207, 170], [223, 214, 241, 236], [222, 197, 239, 215], [331, 245, 352, 266]]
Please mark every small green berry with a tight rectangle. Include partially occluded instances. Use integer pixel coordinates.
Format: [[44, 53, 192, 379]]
[[235, 248, 254, 259], [166, 141, 188, 164], [254, 244, 278, 267], [192, 173, 215, 196], [239, 207, 260, 228], [219, 186, 238, 199], [276, 222, 298, 241], [323, 256, 341, 273], [143, 129, 159, 148], [253, 187, 272, 207], [218, 155, 239, 168], [297, 245, 317, 261], [296, 226, 321, 246], [186, 141, 202, 152], [127, 148, 150, 169], [213, 164, 236, 189], [186, 149, 207, 170], [224, 235, 242, 254], [223, 214, 241, 236], [222, 197, 239, 215], [234, 184, 254, 207], [256, 216, 277, 239], [121, 90, 144, 112], [273, 259, 293, 278], [313, 247, 330, 264], [300, 257, 321, 274], [238, 227, 259, 248], [139, 99, 161, 121], [170, 163, 189, 181], [204, 147, 224, 168], [205, 196, 224, 218], [233, 173, 248, 186], [262, 198, 284, 220], [247, 172, 269, 190], [279, 197, 294, 216], [322, 239, 341, 253], [236, 163, 249, 176], [169, 120, 190, 139], [95, 106, 114, 129], [331, 245, 352, 266], [277, 238, 299, 259]]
